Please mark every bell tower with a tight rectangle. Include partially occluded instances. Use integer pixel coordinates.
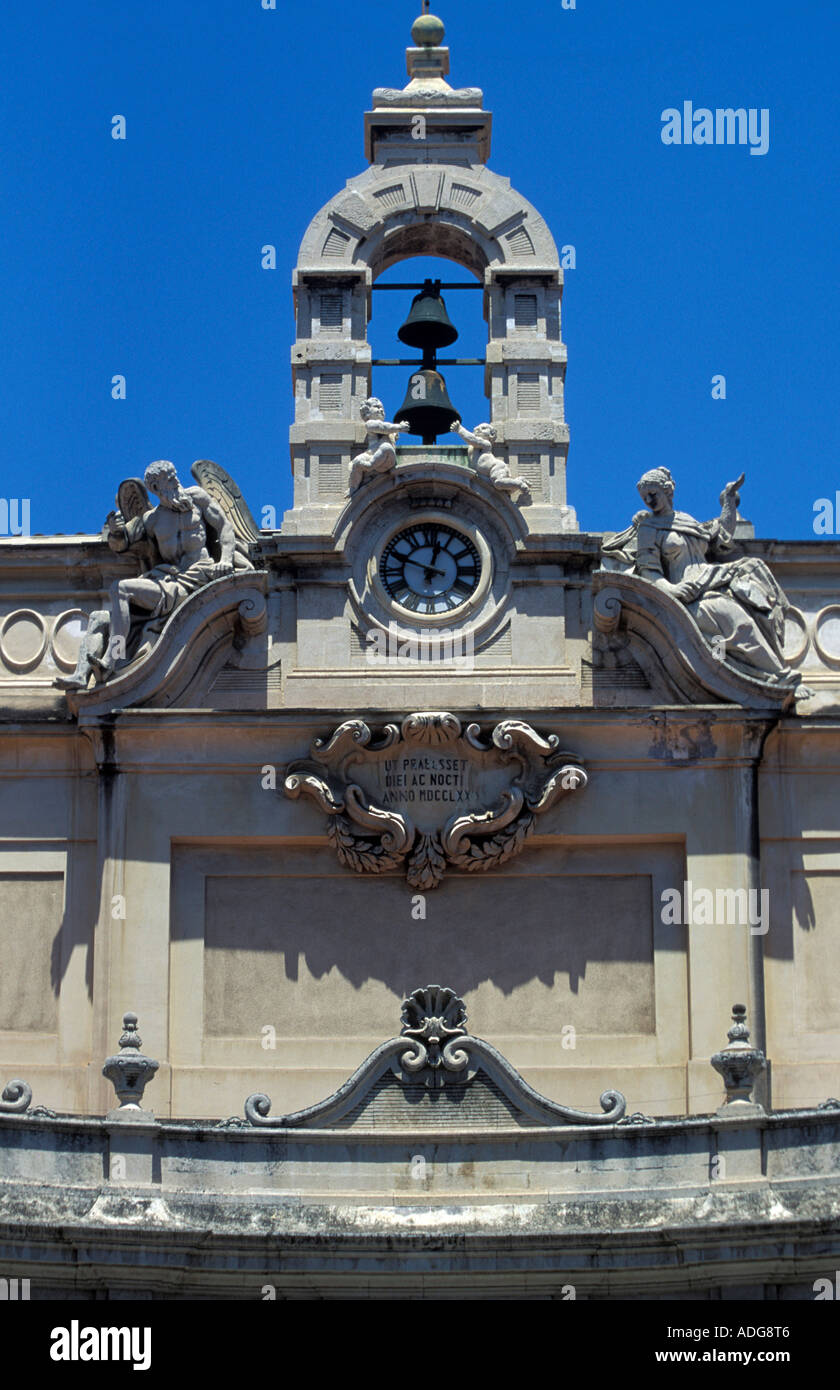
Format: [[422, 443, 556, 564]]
[[285, 8, 575, 535]]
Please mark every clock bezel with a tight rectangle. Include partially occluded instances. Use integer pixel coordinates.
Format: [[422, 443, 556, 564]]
[[369, 511, 492, 625]]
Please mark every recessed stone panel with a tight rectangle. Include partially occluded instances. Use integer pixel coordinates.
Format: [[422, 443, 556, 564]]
[[792, 871, 840, 1032], [0, 873, 63, 1032], [201, 864, 654, 1039]]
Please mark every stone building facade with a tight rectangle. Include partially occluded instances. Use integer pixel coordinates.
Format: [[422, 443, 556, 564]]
[[1, 13, 839, 1299]]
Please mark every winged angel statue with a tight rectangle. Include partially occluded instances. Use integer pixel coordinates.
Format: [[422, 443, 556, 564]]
[[55, 460, 260, 690]]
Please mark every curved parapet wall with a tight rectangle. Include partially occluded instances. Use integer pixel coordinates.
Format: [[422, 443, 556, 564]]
[[592, 570, 800, 710], [64, 571, 269, 717]]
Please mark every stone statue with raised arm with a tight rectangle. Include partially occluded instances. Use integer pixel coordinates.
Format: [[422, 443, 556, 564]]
[[601, 467, 798, 688], [55, 459, 256, 690], [450, 419, 531, 499], [347, 398, 410, 493]]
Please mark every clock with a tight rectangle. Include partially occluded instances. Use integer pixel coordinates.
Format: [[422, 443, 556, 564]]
[[379, 522, 481, 616]]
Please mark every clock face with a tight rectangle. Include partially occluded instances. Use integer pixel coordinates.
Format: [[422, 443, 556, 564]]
[[380, 523, 481, 615]]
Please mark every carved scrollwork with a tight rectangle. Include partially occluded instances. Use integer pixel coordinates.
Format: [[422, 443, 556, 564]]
[[398, 987, 471, 1085], [312, 718, 400, 762], [492, 720, 562, 759], [527, 765, 588, 814], [242, 986, 627, 1127], [593, 586, 623, 636], [442, 787, 523, 857], [284, 711, 587, 888], [343, 786, 411, 853], [327, 813, 406, 875], [0, 1080, 33, 1114], [443, 794, 536, 875], [244, 1092, 276, 1126], [284, 772, 344, 816], [236, 592, 267, 637]]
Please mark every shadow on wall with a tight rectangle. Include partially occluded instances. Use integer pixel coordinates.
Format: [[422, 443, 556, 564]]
[[189, 853, 661, 1040]]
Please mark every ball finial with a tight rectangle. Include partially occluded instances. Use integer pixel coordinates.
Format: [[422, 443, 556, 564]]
[[411, 9, 445, 47]]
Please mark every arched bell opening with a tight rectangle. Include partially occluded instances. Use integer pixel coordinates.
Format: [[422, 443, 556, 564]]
[[368, 253, 489, 446], [290, 150, 573, 526], [364, 218, 494, 284]]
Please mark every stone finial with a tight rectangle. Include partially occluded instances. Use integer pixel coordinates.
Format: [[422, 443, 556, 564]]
[[711, 1003, 766, 1112], [371, 4, 483, 113], [412, 7, 445, 48], [102, 1012, 159, 1116]]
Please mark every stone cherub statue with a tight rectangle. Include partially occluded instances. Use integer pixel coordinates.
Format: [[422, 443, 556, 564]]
[[347, 398, 410, 494], [450, 420, 531, 499], [601, 467, 798, 688], [55, 459, 257, 691]]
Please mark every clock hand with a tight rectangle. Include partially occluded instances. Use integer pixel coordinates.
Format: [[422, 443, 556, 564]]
[[405, 559, 447, 579]]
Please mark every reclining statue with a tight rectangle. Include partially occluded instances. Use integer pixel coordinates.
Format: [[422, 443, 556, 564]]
[[601, 467, 798, 688], [55, 459, 258, 691]]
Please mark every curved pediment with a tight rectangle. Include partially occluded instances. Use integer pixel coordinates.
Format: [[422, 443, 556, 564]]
[[243, 986, 626, 1131], [64, 571, 268, 717], [592, 571, 796, 709]]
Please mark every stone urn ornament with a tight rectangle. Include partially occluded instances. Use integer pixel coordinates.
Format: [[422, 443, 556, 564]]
[[711, 1003, 766, 1112], [102, 1013, 159, 1116]]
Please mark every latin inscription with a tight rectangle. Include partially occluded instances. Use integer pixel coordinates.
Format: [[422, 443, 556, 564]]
[[380, 755, 472, 806]]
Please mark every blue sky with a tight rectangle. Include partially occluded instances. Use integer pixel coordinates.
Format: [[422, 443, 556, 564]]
[[2, 0, 838, 539]]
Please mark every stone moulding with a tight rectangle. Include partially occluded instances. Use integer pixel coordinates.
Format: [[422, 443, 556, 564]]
[[592, 570, 798, 709], [244, 985, 626, 1129], [297, 164, 561, 278], [64, 571, 269, 716], [284, 712, 587, 889]]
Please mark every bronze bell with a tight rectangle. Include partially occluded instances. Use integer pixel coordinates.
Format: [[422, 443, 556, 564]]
[[397, 368, 459, 445], [397, 280, 459, 351]]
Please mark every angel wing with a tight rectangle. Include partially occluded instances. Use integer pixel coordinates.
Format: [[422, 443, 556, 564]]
[[190, 459, 262, 547], [116, 478, 151, 522]]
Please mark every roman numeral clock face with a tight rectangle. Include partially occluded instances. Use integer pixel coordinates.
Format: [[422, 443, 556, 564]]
[[380, 523, 481, 615]]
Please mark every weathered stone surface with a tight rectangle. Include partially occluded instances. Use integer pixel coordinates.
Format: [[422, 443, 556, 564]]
[[1, 1106, 839, 1297]]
